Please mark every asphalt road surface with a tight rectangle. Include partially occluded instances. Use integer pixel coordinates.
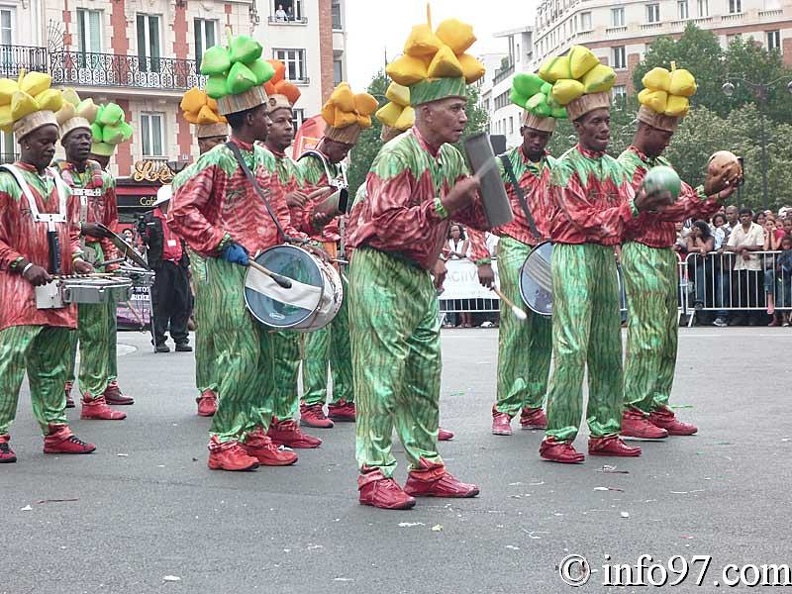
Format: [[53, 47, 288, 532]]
[[2, 327, 791, 594]]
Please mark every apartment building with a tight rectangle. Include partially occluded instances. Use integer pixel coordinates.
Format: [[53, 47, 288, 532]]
[[0, 0, 345, 186], [533, 0, 792, 97]]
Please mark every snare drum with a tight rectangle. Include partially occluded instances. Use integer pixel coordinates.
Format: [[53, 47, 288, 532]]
[[244, 245, 343, 331], [117, 265, 155, 287], [35, 275, 133, 309], [519, 241, 554, 317]]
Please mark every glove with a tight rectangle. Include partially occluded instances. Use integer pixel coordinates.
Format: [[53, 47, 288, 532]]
[[222, 242, 249, 266]]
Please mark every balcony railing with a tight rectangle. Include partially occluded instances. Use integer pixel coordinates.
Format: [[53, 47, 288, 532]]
[[50, 50, 205, 91], [493, 63, 515, 86], [0, 45, 48, 78], [268, 15, 307, 24], [759, 9, 783, 17]]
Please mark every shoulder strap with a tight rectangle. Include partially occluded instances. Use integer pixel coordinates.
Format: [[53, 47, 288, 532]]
[[225, 141, 300, 243], [499, 153, 539, 239], [0, 164, 67, 224], [299, 150, 347, 188]]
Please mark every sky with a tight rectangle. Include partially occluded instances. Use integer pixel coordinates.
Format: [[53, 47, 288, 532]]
[[344, 0, 539, 90]]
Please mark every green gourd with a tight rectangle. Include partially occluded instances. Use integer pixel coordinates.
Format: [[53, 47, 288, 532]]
[[643, 165, 682, 200], [201, 46, 231, 76], [205, 75, 227, 99], [225, 62, 257, 95], [229, 35, 262, 64], [249, 59, 275, 85]]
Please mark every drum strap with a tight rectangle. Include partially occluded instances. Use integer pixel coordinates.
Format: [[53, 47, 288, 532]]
[[499, 154, 540, 240], [226, 141, 303, 243]]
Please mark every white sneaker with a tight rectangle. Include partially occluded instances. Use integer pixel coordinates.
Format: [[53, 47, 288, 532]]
[[713, 318, 727, 327]]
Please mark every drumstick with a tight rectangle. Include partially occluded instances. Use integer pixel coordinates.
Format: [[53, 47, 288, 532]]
[[491, 286, 528, 321], [306, 187, 332, 201], [248, 260, 293, 289]]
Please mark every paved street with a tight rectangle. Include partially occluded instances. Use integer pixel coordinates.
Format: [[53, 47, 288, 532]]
[[2, 327, 791, 593]]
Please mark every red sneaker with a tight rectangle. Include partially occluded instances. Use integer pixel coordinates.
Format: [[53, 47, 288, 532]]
[[0, 434, 16, 463], [404, 458, 479, 498], [243, 428, 298, 466], [80, 395, 127, 420], [328, 400, 356, 422], [649, 406, 698, 436], [539, 437, 585, 464], [196, 389, 218, 417], [299, 403, 334, 428], [520, 407, 548, 430], [358, 468, 416, 510], [207, 437, 259, 471], [268, 418, 322, 448], [491, 405, 512, 436], [589, 435, 642, 457], [103, 380, 134, 406], [438, 427, 455, 441], [621, 407, 668, 439], [43, 425, 96, 455], [64, 381, 75, 409]]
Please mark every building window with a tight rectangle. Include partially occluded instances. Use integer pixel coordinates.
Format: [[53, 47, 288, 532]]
[[333, 58, 343, 86], [726, 33, 741, 45], [273, 48, 307, 82], [697, 0, 708, 16], [767, 30, 781, 52], [581, 11, 592, 30], [728, 0, 742, 13], [0, 131, 15, 163], [612, 85, 627, 100], [611, 7, 625, 27], [647, 3, 660, 23], [612, 46, 627, 69], [77, 9, 102, 55], [678, 1, 689, 19], [136, 14, 162, 73], [194, 19, 217, 65], [292, 108, 305, 130], [0, 7, 13, 45], [508, 116, 514, 135], [272, 1, 303, 22], [494, 90, 509, 110], [140, 113, 165, 157], [331, 1, 342, 30]]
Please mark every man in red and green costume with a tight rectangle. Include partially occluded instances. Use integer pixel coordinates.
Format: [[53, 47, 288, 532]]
[[469, 108, 557, 437], [169, 36, 305, 471], [540, 89, 673, 464], [619, 76, 735, 439], [262, 81, 322, 449], [57, 97, 132, 420], [297, 83, 375, 429], [348, 67, 490, 508], [175, 87, 230, 417], [0, 96, 97, 462]]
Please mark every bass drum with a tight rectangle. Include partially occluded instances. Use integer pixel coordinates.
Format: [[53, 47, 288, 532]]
[[519, 241, 554, 317], [244, 244, 343, 331], [518, 241, 627, 317]]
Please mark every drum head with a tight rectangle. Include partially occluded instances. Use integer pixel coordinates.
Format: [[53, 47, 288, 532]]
[[519, 241, 553, 317], [244, 245, 322, 328]]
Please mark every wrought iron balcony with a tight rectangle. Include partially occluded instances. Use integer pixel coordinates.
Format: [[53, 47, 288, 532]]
[[493, 63, 515, 86], [50, 50, 205, 91], [0, 45, 48, 79]]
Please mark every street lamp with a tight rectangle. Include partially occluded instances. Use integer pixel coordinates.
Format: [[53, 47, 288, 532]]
[[721, 77, 792, 211]]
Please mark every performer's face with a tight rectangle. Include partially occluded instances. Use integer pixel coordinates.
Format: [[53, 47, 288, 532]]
[[198, 135, 227, 154], [642, 125, 673, 158], [248, 105, 272, 142], [21, 125, 59, 171], [323, 138, 354, 164], [63, 129, 92, 163], [266, 108, 295, 152], [423, 97, 468, 145], [520, 127, 551, 161], [573, 108, 610, 153]]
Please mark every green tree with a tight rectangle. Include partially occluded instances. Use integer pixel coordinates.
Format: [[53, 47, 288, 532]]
[[347, 71, 490, 196]]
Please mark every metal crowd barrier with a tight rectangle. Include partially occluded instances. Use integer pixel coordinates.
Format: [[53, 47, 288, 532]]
[[437, 251, 792, 328]]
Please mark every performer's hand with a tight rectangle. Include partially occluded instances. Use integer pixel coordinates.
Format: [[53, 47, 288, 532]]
[[441, 176, 481, 214], [285, 190, 309, 208], [221, 242, 250, 266], [431, 259, 447, 290], [304, 243, 332, 263], [634, 188, 673, 213], [705, 169, 742, 197], [477, 263, 495, 288], [73, 259, 94, 275], [81, 223, 109, 238], [23, 264, 52, 286]]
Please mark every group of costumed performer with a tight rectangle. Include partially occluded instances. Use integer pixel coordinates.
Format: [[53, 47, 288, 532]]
[[347, 12, 491, 510], [57, 93, 135, 420], [0, 73, 97, 462], [169, 32, 310, 471], [618, 65, 737, 439], [174, 87, 229, 417], [296, 83, 376, 429], [466, 72, 561, 437]]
